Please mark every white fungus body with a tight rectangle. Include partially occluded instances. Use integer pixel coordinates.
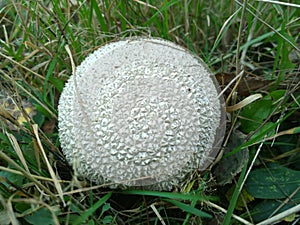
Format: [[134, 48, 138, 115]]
[[58, 37, 225, 190]]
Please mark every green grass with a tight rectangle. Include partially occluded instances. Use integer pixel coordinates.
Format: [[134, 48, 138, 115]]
[[0, 0, 299, 224]]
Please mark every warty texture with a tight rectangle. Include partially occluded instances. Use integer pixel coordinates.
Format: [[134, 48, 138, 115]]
[[58, 37, 225, 190]]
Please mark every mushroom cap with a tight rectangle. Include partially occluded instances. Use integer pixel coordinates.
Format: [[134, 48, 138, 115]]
[[58, 37, 225, 190]]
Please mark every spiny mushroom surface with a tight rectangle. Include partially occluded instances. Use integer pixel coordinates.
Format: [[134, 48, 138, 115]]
[[58, 37, 225, 190]]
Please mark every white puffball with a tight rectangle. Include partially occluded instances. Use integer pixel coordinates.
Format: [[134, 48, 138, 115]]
[[58, 37, 225, 190]]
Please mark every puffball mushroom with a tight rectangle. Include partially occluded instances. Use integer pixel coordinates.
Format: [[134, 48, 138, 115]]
[[58, 37, 225, 190]]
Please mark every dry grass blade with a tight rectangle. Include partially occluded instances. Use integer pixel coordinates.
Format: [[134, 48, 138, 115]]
[[226, 93, 263, 112], [256, 0, 300, 8], [217, 70, 244, 100], [7, 133, 30, 173], [0, 52, 45, 81], [0, 104, 19, 128], [0, 166, 67, 183], [150, 203, 167, 225], [257, 204, 300, 225], [238, 140, 265, 196], [0, 151, 54, 197], [32, 124, 65, 206], [213, 9, 241, 51], [235, 0, 300, 52], [0, 71, 57, 119], [205, 201, 253, 225], [0, 194, 20, 225], [0, 210, 10, 225], [250, 126, 300, 146], [7, 194, 20, 225], [271, 186, 300, 218], [235, 0, 248, 75], [133, 0, 159, 11]]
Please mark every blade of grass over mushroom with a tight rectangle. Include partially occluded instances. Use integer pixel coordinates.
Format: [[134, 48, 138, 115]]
[[73, 192, 112, 225]]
